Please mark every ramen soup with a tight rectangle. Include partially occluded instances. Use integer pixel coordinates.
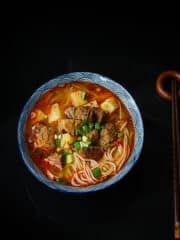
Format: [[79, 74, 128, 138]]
[[26, 82, 135, 187]]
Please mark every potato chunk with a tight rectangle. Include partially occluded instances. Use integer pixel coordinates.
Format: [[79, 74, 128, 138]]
[[31, 109, 47, 123], [61, 133, 74, 149], [48, 103, 61, 123], [36, 109, 47, 122], [100, 97, 118, 113], [70, 91, 87, 106], [84, 100, 98, 107]]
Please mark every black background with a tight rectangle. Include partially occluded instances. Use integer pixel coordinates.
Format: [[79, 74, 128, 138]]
[[1, 13, 180, 240]]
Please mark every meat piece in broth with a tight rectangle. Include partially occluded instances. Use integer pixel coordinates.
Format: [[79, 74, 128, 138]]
[[65, 106, 90, 120], [79, 146, 103, 161], [57, 119, 81, 136], [86, 129, 99, 144], [100, 122, 117, 146], [88, 107, 108, 123], [65, 106, 108, 123], [31, 123, 55, 149]]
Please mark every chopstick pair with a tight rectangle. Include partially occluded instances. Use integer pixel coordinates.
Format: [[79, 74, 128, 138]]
[[172, 78, 180, 239], [156, 71, 180, 240]]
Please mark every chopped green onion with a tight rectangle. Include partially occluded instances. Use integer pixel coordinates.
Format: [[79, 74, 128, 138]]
[[62, 151, 73, 165], [82, 125, 89, 134], [63, 154, 73, 164], [75, 127, 84, 135], [81, 119, 88, 126], [82, 136, 88, 142], [103, 142, 109, 147], [92, 168, 101, 177], [76, 120, 95, 136], [95, 122, 102, 130], [80, 139, 91, 148], [55, 139, 61, 148], [73, 141, 81, 151], [80, 128, 85, 135], [81, 91, 87, 100], [118, 132, 124, 138], [66, 154, 73, 164], [57, 178, 67, 185], [75, 127, 80, 134], [89, 122, 94, 130], [62, 151, 70, 156], [72, 107, 77, 115]]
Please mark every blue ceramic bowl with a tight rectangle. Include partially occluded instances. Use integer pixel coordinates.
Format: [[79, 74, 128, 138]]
[[17, 72, 144, 193]]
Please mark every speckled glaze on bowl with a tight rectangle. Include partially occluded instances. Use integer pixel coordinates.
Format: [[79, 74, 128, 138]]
[[17, 72, 144, 193]]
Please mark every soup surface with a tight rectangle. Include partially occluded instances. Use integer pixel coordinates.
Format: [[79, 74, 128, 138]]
[[26, 81, 135, 187]]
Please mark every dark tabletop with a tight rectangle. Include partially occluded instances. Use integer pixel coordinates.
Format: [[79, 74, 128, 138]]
[[1, 18, 180, 240]]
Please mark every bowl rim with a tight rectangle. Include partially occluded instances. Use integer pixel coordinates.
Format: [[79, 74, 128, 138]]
[[17, 72, 144, 193]]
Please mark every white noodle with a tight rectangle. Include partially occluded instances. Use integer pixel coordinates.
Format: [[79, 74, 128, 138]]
[[120, 121, 127, 131], [71, 177, 81, 186], [116, 134, 128, 171], [118, 145, 123, 155], [99, 161, 116, 177], [86, 166, 98, 183], [46, 169, 55, 180], [74, 172, 87, 185], [123, 127, 129, 136], [104, 147, 116, 161], [119, 103, 122, 119], [74, 152, 99, 169]]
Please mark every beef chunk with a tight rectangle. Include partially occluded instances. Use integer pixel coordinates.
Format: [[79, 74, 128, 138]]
[[57, 119, 81, 136], [86, 129, 99, 144], [57, 119, 74, 135], [79, 146, 103, 161], [89, 107, 108, 123], [31, 123, 55, 149], [65, 106, 90, 120], [65, 106, 108, 123], [100, 122, 117, 146]]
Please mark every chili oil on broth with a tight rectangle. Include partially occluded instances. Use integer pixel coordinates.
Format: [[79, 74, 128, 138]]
[[25, 81, 135, 187]]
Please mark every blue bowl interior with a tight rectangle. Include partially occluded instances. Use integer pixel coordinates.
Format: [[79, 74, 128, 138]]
[[17, 72, 144, 193]]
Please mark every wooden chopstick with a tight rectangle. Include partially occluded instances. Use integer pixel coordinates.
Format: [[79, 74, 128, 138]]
[[156, 71, 180, 239], [171, 79, 180, 239]]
